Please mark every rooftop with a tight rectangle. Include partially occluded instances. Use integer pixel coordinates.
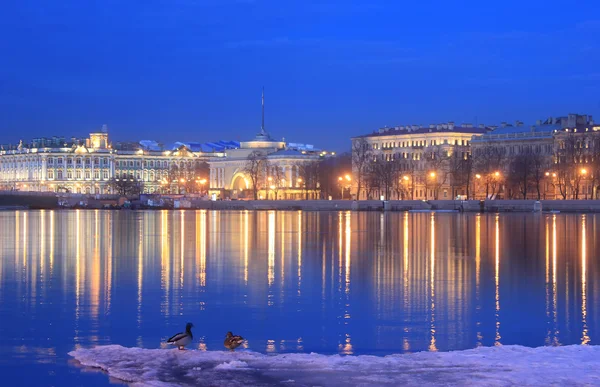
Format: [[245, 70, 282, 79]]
[[354, 123, 490, 139]]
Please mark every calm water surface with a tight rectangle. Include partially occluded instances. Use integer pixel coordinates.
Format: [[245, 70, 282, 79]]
[[0, 210, 598, 386]]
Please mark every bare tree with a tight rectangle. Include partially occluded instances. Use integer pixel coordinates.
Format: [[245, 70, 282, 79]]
[[508, 153, 535, 199], [555, 132, 586, 199], [425, 146, 450, 200], [243, 151, 268, 200], [370, 159, 398, 200], [267, 164, 285, 200], [297, 160, 321, 199], [351, 138, 373, 200], [448, 150, 472, 199], [473, 145, 505, 199], [109, 175, 143, 197], [531, 153, 550, 200]]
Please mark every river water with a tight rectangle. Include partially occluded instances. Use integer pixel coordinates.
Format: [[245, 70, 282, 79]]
[[0, 210, 597, 385]]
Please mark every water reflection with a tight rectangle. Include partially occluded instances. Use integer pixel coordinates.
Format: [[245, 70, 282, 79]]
[[0, 210, 599, 384]]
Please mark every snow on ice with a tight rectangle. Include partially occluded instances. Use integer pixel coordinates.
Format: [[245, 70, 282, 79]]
[[69, 344, 600, 386]]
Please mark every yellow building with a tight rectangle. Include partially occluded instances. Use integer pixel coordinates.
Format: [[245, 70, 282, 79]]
[[0, 125, 223, 194], [351, 122, 488, 200]]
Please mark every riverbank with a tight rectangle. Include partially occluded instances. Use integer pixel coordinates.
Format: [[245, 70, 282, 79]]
[[193, 199, 600, 213], [3, 191, 600, 212]]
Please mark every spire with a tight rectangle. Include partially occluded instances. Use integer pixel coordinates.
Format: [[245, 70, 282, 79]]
[[261, 86, 265, 135]]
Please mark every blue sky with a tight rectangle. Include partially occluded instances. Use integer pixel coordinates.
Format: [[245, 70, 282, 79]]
[[1, 0, 599, 151]]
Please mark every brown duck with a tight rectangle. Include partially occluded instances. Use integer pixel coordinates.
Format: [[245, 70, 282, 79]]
[[224, 331, 245, 351]]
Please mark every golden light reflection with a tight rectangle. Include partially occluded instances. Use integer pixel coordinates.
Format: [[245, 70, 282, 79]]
[[15, 211, 20, 270], [545, 217, 550, 345], [494, 214, 501, 346], [475, 214, 482, 346], [281, 213, 285, 289], [105, 211, 113, 315], [198, 210, 207, 287], [403, 212, 409, 313], [268, 211, 275, 288], [297, 211, 302, 295], [91, 210, 101, 320], [49, 210, 54, 272], [23, 211, 27, 270], [243, 211, 248, 285], [75, 210, 82, 320], [40, 210, 45, 276], [581, 215, 589, 345], [339, 333, 353, 355], [344, 212, 351, 295], [180, 211, 185, 289], [161, 210, 170, 315], [429, 213, 437, 352], [552, 214, 558, 345], [137, 214, 143, 326], [338, 212, 343, 292]]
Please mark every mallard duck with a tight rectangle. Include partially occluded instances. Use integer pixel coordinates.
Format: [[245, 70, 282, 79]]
[[167, 322, 194, 350], [224, 331, 244, 351]]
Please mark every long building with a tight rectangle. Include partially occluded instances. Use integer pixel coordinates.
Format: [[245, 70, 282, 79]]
[[0, 125, 229, 194], [351, 122, 489, 200], [472, 114, 600, 199]]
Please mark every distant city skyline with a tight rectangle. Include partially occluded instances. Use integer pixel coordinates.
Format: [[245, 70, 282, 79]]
[[1, 0, 599, 151]]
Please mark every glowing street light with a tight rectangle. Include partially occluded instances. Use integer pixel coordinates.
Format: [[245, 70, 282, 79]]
[[345, 174, 351, 181], [403, 175, 409, 181], [581, 168, 587, 175], [429, 172, 436, 178], [494, 171, 500, 177], [475, 174, 481, 179]]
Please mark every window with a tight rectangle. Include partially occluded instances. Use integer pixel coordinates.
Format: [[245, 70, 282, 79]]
[[76, 158, 82, 165], [48, 170, 54, 179], [103, 171, 108, 179], [76, 170, 82, 179], [129, 161, 134, 167], [48, 158, 54, 165], [57, 170, 63, 179], [67, 171, 72, 179], [94, 158, 99, 165], [58, 158, 63, 165], [85, 171, 90, 179], [67, 158, 72, 165], [85, 158, 91, 165], [94, 171, 99, 179]]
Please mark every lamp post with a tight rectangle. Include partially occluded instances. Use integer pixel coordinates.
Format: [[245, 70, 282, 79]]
[[428, 172, 436, 200], [581, 168, 588, 199]]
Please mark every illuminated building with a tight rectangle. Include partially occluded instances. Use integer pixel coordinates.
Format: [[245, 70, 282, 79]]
[[351, 122, 489, 200], [0, 125, 228, 194]]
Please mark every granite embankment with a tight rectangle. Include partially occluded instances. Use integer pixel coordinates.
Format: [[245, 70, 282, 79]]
[[2, 191, 600, 212], [194, 199, 600, 213]]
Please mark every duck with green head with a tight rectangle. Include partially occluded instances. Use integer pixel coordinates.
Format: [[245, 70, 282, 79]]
[[167, 322, 194, 350]]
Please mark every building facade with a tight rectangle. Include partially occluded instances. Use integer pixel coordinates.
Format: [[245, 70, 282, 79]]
[[0, 125, 226, 194], [351, 122, 489, 200], [208, 128, 331, 200], [472, 114, 600, 199]]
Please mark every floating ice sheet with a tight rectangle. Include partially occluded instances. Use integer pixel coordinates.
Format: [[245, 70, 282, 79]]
[[69, 345, 600, 386]]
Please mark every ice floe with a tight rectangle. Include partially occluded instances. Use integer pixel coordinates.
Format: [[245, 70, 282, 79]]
[[69, 344, 600, 386]]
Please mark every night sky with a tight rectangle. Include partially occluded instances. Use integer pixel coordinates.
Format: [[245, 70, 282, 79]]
[[1, 0, 599, 151]]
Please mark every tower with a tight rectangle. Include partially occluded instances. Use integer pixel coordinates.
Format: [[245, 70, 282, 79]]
[[261, 86, 265, 135]]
